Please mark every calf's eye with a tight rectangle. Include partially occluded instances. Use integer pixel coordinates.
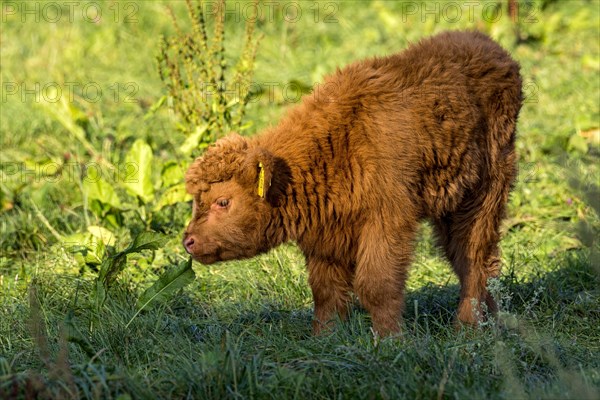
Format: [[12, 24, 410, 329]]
[[216, 199, 230, 208]]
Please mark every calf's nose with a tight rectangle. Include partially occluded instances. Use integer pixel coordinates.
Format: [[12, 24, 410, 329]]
[[184, 235, 196, 254]]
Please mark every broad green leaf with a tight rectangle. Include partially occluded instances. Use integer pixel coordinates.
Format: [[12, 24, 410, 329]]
[[87, 225, 116, 246], [160, 161, 184, 188], [135, 258, 195, 310], [154, 184, 191, 211], [38, 92, 96, 155], [103, 210, 124, 230], [95, 252, 126, 309], [83, 237, 105, 265], [83, 176, 122, 209], [88, 199, 108, 218], [62, 232, 105, 265], [95, 231, 168, 309], [97, 253, 127, 288], [62, 232, 90, 247], [125, 232, 169, 254], [124, 139, 154, 203], [179, 124, 208, 156]]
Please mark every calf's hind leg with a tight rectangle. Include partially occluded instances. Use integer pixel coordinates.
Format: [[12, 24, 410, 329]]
[[434, 174, 513, 325]]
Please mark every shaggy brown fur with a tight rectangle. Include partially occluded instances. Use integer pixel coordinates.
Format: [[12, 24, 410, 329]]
[[183, 31, 523, 336]]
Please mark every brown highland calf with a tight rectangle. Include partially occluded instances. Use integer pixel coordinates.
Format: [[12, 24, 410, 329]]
[[183, 31, 523, 336]]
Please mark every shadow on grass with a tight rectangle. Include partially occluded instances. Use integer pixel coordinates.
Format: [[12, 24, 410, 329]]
[[186, 247, 598, 341], [1, 249, 597, 400]]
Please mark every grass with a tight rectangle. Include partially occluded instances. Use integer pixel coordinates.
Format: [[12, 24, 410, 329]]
[[1, 0, 599, 398]]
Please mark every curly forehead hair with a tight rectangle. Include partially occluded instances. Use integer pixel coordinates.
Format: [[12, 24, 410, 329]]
[[185, 134, 248, 193]]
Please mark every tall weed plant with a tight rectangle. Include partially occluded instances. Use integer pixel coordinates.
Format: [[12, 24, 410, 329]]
[[158, 0, 261, 156]]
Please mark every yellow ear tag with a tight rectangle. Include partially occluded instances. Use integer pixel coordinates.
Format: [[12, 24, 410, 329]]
[[257, 162, 265, 198]]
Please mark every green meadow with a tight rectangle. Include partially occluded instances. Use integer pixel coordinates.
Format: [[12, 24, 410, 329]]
[[1, 1, 599, 398]]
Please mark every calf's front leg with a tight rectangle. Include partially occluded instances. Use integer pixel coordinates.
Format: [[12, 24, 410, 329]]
[[353, 220, 416, 336], [307, 258, 353, 335]]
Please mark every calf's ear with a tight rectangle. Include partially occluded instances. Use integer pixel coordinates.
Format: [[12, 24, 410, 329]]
[[239, 148, 291, 206], [240, 148, 274, 199]]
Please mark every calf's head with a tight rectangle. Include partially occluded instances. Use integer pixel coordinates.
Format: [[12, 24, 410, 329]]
[[183, 134, 285, 264]]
